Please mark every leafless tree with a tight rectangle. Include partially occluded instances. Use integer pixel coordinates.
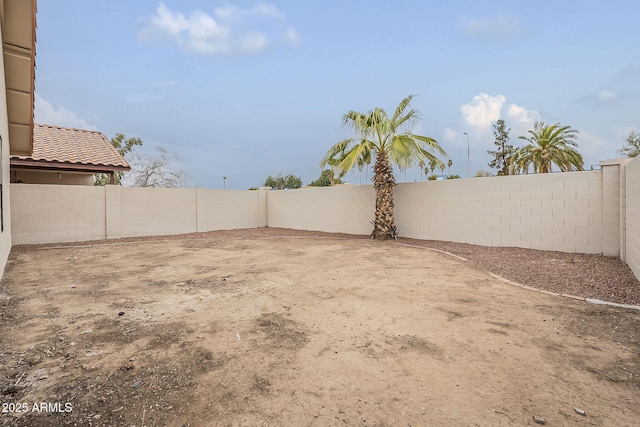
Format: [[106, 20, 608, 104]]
[[122, 147, 189, 188]]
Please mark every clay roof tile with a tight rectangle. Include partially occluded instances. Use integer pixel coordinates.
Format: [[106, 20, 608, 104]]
[[13, 124, 130, 169]]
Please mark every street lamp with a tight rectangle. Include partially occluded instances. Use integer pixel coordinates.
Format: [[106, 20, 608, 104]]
[[464, 132, 470, 178], [223, 176, 227, 190]]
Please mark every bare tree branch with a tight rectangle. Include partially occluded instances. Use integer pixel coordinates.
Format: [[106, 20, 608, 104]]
[[121, 147, 190, 188]]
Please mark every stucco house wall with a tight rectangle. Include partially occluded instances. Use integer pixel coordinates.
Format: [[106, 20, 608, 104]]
[[0, 19, 12, 270], [11, 169, 94, 185]]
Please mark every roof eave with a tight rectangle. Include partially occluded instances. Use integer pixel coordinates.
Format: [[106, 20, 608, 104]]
[[10, 158, 131, 174]]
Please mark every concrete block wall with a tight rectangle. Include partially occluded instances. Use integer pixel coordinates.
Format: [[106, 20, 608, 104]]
[[116, 187, 198, 238], [11, 185, 264, 244], [601, 161, 622, 256], [8, 163, 638, 285], [394, 171, 604, 253], [196, 188, 261, 232], [11, 184, 106, 244], [625, 156, 640, 278], [267, 185, 375, 235]]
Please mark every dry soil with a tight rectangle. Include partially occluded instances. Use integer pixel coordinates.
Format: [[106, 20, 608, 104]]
[[0, 229, 638, 426]]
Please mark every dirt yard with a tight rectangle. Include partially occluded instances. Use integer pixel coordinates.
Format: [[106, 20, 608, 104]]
[[1, 230, 639, 426]]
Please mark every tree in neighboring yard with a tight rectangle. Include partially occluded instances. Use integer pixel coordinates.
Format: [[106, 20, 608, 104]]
[[264, 174, 303, 189], [511, 122, 584, 174], [447, 159, 453, 176], [320, 95, 446, 239], [309, 169, 343, 187], [418, 158, 425, 181], [94, 133, 143, 185], [475, 170, 492, 177], [429, 161, 436, 177], [487, 119, 515, 175], [617, 130, 640, 158], [122, 147, 189, 188]]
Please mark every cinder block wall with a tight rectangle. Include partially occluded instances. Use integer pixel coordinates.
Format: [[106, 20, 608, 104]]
[[395, 171, 604, 253], [114, 186, 198, 238], [267, 185, 375, 235], [625, 156, 640, 278], [10, 185, 265, 244], [6, 164, 634, 273], [11, 184, 106, 244], [196, 188, 262, 231]]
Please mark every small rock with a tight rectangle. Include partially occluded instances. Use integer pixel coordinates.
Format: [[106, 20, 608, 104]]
[[118, 312, 125, 316], [5, 385, 21, 394], [574, 408, 586, 416], [131, 380, 141, 388], [533, 415, 546, 425]]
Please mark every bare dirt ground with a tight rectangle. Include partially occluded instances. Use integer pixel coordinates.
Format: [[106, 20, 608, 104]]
[[0, 228, 639, 426]]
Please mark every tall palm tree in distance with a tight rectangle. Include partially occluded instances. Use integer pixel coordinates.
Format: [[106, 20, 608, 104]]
[[321, 95, 446, 239], [511, 122, 584, 174]]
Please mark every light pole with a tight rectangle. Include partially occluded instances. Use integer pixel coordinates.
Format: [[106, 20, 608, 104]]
[[464, 132, 470, 178], [223, 176, 227, 190]]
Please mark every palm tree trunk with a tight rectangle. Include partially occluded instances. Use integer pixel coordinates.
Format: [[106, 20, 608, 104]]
[[371, 151, 397, 240]]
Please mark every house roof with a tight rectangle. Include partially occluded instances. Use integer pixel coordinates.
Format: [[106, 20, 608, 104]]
[[10, 124, 130, 173]]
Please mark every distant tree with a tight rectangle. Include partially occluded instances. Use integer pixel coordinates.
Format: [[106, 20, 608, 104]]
[[447, 159, 453, 176], [264, 174, 303, 190], [511, 122, 583, 173], [418, 158, 425, 181], [487, 119, 515, 175], [122, 147, 189, 188], [617, 130, 640, 158], [447, 174, 461, 179], [429, 161, 436, 177], [309, 169, 343, 187], [94, 133, 143, 185], [475, 170, 492, 177], [439, 163, 445, 175]]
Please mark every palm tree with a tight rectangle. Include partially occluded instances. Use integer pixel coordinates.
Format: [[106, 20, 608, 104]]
[[418, 158, 425, 181], [320, 95, 446, 239], [511, 122, 584, 174], [429, 160, 436, 178], [447, 159, 452, 176]]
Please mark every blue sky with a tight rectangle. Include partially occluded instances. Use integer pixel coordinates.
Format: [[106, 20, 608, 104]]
[[34, 1, 640, 189]]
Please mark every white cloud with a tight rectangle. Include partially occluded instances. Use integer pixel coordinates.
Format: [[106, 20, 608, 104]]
[[457, 92, 541, 153], [504, 103, 540, 133], [463, 16, 521, 41], [138, 2, 297, 56], [34, 94, 96, 130], [460, 93, 505, 129]]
